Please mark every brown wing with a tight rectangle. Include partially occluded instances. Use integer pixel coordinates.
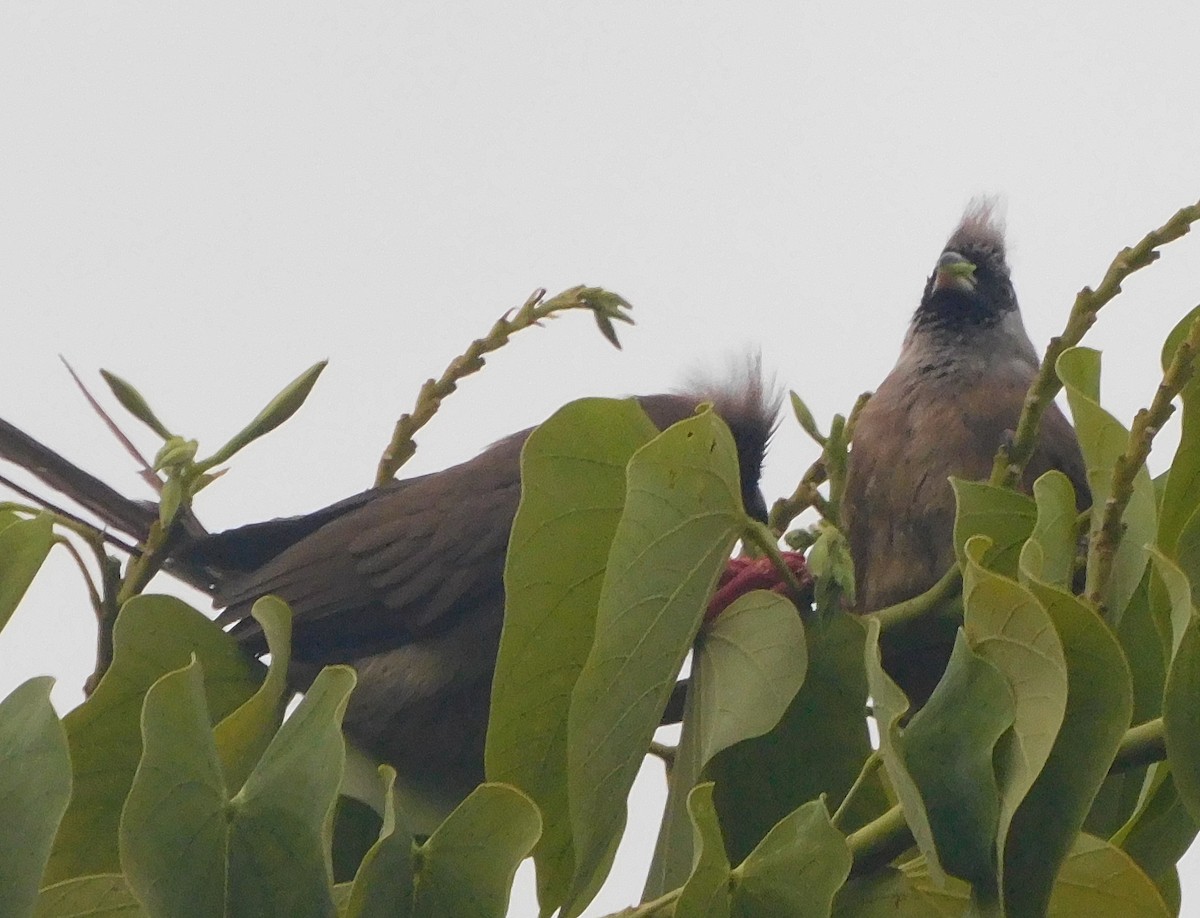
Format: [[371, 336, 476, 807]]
[[215, 430, 527, 662]]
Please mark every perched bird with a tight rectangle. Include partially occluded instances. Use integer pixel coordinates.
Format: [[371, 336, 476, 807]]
[[0, 369, 778, 815], [842, 201, 1090, 702]]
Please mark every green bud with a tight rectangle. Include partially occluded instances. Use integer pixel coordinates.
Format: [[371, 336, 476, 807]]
[[101, 369, 174, 439]]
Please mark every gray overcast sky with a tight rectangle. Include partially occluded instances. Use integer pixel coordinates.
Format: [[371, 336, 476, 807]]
[[2, 3, 1199, 914]]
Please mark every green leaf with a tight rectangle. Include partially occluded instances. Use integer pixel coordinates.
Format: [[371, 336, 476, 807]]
[[645, 591, 807, 898], [119, 658, 228, 918], [0, 677, 72, 918], [708, 613, 885, 866], [213, 596, 294, 792], [1058, 346, 1157, 623], [1087, 573, 1167, 837], [833, 861, 970, 917], [1020, 470, 1085, 590], [675, 784, 732, 918], [48, 595, 262, 883], [693, 592, 807, 776], [863, 616, 944, 883], [1151, 548, 1197, 662], [1163, 604, 1200, 823], [486, 397, 658, 914], [119, 659, 354, 918], [564, 408, 747, 914], [961, 536, 1069, 901], [1047, 834, 1171, 917], [951, 478, 1038, 578], [345, 766, 414, 918], [904, 631, 1014, 890], [411, 784, 541, 918], [203, 361, 327, 467], [729, 799, 851, 917], [1113, 764, 1199, 893], [1003, 572, 1134, 917], [35, 874, 145, 917], [1156, 305, 1200, 555], [227, 665, 356, 917], [100, 368, 175, 439], [0, 513, 55, 632]]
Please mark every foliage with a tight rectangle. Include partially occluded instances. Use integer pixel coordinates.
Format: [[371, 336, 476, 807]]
[[2, 205, 1200, 918]]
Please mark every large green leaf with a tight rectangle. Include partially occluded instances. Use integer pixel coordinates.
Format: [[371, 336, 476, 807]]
[[863, 617, 943, 883], [344, 766, 414, 918], [1003, 572, 1134, 918], [904, 632, 1014, 891], [962, 536, 1068, 902], [675, 784, 733, 918], [1087, 573, 1166, 837], [951, 478, 1037, 579], [1156, 305, 1200, 555], [645, 591, 806, 898], [47, 595, 262, 883], [118, 660, 354, 918], [1047, 833, 1171, 917], [213, 596, 293, 792], [1113, 764, 1200, 898], [226, 665, 355, 917], [1160, 562, 1200, 822], [35, 875, 145, 917], [833, 862, 969, 917], [119, 658, 228, 918], [410, 784, 541, 918], [564, 409, 747, 914], [728, 799, 851, 917], [708, 613, 884, 865], [1021, 470, 1085, 590], [0, 513, 55, 632], [487, 397, 657, 914], [0, 677, 72, 918], [1058, 347, 1157, 624]]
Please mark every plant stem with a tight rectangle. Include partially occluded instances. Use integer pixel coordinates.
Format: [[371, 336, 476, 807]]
[[832, 750, 882, 830], [1088, 311, 1200, 612], [374, 286, 632, 485], [990, 200, 1200, 491]]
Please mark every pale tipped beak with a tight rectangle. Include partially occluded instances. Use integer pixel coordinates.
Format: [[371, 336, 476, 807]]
[[933, 250, 977, 293]]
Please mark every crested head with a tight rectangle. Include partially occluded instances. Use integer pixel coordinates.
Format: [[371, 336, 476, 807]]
[[910, 197, 1019, 337], [635, 353, 781, 521]]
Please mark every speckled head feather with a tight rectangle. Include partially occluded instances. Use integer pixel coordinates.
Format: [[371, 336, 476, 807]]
[[945, 197, 1007, 263], [912, 197, 1019, 335]]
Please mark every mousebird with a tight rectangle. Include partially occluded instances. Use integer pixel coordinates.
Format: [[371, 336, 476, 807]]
[[0, 369, 778, 813], [842, 201, 1090, 702]]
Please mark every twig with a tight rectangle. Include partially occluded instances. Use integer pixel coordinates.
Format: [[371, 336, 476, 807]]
[[991, 200, 1200, 490], [374, 286, 633, 485], [768, 457, 828, 535], [1088, 310, 1200, 610]]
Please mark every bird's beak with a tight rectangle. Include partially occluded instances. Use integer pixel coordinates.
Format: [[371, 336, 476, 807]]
[[933, 250, 977, 293]]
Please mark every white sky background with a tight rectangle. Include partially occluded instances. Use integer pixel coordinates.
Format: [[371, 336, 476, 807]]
[[2, 3, 1199, 914]]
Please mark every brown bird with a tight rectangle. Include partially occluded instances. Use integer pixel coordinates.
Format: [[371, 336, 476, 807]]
[[0, 370, 778, 816], [842, 201, 1090, 702]]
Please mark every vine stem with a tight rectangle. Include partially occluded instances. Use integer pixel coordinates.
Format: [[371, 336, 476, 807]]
[[990, 200, 1200, 491], [1088, 309, 1200, 611], [374, 286, 632, 485]]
